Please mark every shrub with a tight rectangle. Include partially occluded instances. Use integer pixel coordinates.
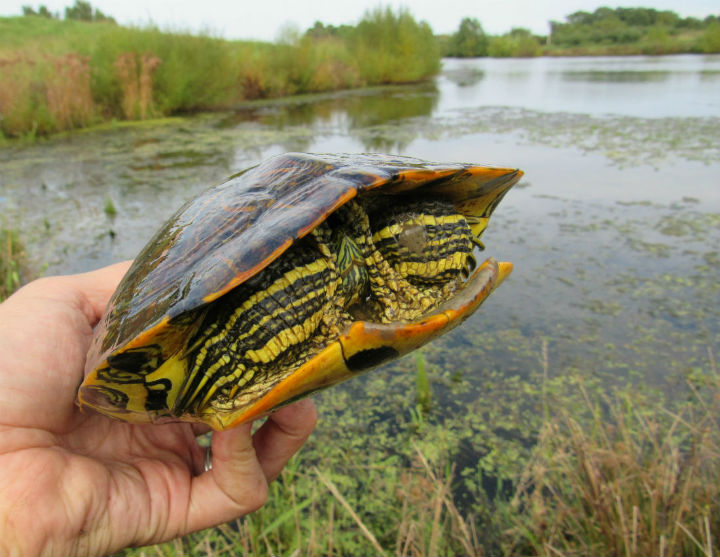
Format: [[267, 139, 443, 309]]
[[446, 17, 489, 57], [350, 7, 440, 84], [698, 21, 720, 53]]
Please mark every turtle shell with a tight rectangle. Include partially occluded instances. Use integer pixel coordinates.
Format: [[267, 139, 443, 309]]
[[81, 152, 522, 428]]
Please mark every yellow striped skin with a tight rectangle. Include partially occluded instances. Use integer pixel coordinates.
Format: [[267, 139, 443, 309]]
[[78, 156, 521, 429]]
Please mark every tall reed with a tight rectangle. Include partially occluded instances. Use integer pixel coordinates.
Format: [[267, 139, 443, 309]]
[[114, 52, 161, 119], [0, 52, 93, 137], [45, 52, 93, 128]]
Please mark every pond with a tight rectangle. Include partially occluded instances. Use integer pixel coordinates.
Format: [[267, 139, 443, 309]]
[[1, 55, 719, 464]]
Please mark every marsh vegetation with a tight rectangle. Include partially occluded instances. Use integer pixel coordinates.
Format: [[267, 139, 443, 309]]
[[0, 6, 438, 138]]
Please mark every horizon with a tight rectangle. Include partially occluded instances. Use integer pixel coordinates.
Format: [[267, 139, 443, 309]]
[[1, 0, 718, 41]]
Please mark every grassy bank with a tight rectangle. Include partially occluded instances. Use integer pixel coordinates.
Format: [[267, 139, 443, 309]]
[[0, 8, 439, 139]]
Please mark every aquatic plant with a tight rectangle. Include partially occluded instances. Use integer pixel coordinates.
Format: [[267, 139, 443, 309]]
[[103, 195, 117, 217], [113, 52, 161, 120]]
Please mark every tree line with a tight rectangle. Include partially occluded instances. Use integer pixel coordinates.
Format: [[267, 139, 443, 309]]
[[19, 2, 720, 56], [22, 0, 115, 23], [443, 7, 720, 57]]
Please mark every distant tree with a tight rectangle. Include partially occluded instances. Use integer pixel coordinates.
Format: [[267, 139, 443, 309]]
[[655, 10, 680, 28], [677, 16, 703, 30], [22, 4, 57, 18], [305, 21, 329, 38], [566, 11, 591, 25], [65, 0, 115, 23], [447, 17, 488, 57], [699, 21, 720, 52], [304, 20, 354, 41], [488, 28, 541, 57], [65, 0, 92, 21], [509, 28, 542, 56], [351, 7, 440, 83], [551, 7, 718, 51], [37, 5, 53, 18], [643, 25, 672, 54]]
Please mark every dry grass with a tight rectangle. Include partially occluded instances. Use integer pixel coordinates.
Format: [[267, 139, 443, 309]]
[[0, 52, 93, 136], [45, 52, 93, 129], [0, 55, 39, 137], [503, 352, 720, 556], [114, 52, 161, 120], [394, 448, 481, 556], [314, 448, 481, 557]]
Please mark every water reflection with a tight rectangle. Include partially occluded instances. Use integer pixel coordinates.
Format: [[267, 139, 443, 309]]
[[560, 70, 671, 82], [218, 84, 438, 130], [442, 67, 485, 87], [344, 85, 438, 127], [439, 54, 720, 117], [213, 84, 439, 152]]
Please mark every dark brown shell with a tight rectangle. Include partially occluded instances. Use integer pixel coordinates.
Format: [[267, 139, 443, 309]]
[[85, 152, 521, 375]]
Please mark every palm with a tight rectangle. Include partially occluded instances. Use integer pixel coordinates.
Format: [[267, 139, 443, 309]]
[[0, 263, 316, 556]]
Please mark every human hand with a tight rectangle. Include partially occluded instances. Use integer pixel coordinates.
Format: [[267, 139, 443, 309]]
[[0, 262, 317, 556]]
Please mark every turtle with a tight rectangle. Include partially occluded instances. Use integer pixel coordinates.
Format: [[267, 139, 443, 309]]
[[78, 152, 522, 430]]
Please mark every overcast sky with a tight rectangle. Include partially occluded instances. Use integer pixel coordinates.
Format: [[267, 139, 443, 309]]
[[2, 0, 717, 40]]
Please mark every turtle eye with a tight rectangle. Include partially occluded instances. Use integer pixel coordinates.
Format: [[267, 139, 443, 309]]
[[395, 222, 428, 256], [370, 200, 474, 287]]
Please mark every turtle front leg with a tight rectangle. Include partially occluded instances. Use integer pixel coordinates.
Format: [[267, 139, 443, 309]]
[[335, 201, 440, 323]]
